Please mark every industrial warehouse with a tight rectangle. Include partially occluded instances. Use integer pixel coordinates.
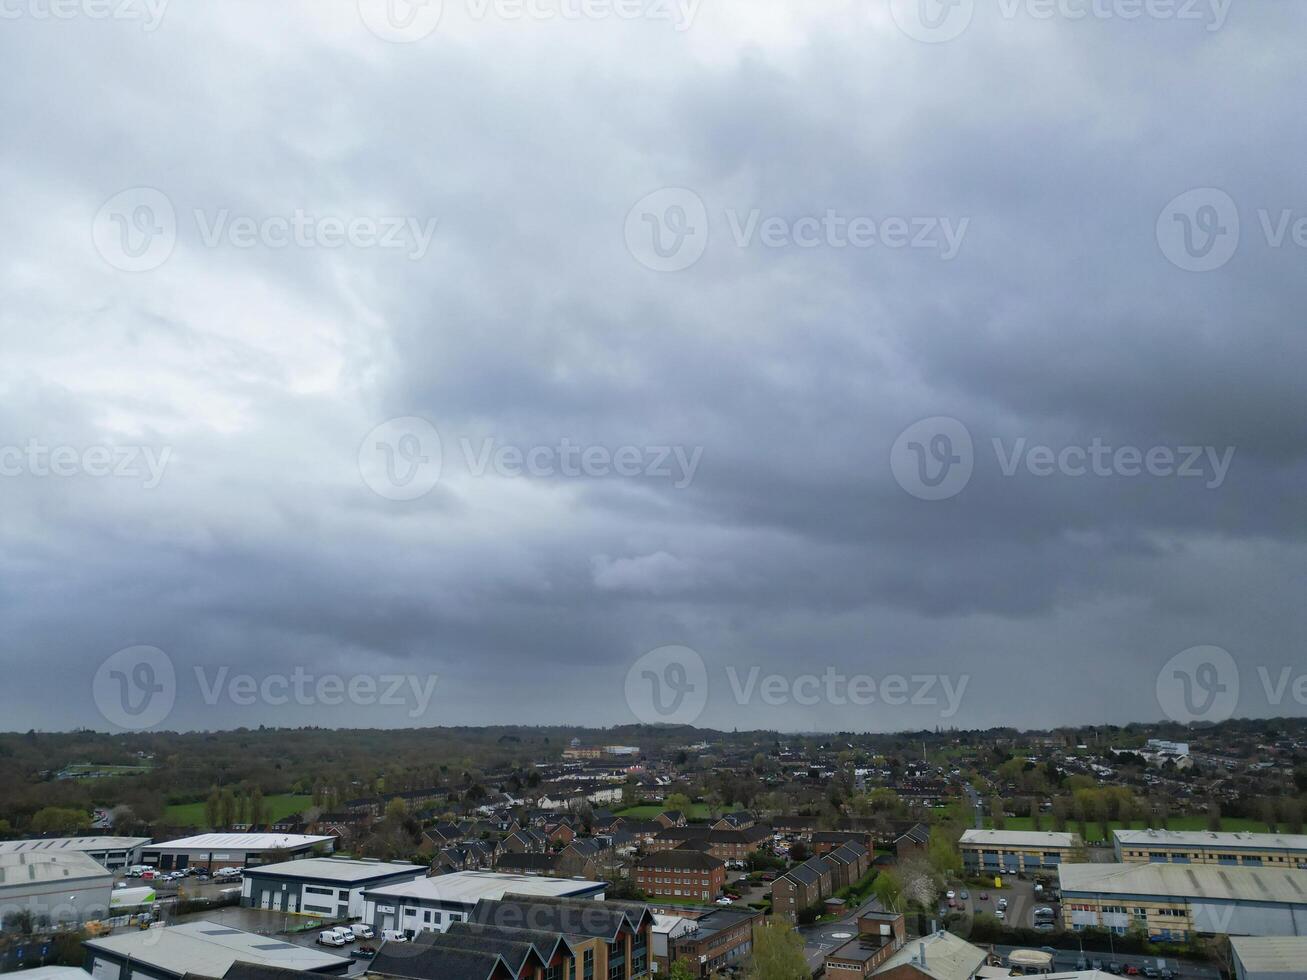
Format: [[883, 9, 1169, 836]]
[[239, 857, 427, 917], [0, 850, 113, 926], [1060, 862, 1307, 940], [140, 833, 336, 872], [0, 838, 150, 871], [1113, 829, 1307, 869]]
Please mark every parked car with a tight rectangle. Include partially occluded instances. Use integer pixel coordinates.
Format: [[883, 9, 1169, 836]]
[[318, 931, 346, 947], [979, 892, 988, 900], [331, 927, 355, 944], [1107, 964, 1122, 975], [993, 909, 1004, 920], [350, 924, 375, 940], [715, 897, 734, 905], [1142, 969, 1160, 979], [959, 891, 969, 900], [945, 890, 955, 899], [380, 930, 408, 943]]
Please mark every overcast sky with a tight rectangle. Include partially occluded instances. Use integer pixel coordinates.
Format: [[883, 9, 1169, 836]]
[[1, 0, 1304, 735]]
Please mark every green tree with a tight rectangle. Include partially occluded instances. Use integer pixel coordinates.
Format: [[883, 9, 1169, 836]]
[[204, 789, 221, 829], [746, 920, 809, 980], [29, 806, 90, 833]]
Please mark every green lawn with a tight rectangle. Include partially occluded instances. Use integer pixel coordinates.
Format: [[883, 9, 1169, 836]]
[[164, 794, 312, 828], [985, 815, 1270, 835], [615, 803, 718, 820]]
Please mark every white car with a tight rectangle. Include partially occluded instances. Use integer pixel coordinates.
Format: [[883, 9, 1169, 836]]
[[715, 897, 734, 905], [994, 909, 1005, 920], [945, 890, 955, 899]]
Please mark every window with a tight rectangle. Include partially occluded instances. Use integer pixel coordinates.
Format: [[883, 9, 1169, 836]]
[[583, 949, 594, 980]]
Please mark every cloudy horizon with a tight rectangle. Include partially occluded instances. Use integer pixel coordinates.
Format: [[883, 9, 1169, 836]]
[[1, 0, 1305, 735]]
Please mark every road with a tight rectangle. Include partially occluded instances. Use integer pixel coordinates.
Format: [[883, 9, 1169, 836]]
[[963, 782, 983, 829], [797, 895, 886, 972]]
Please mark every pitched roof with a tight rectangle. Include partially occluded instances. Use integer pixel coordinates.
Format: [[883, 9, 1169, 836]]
[[369, 942, 508, 980], [638, 850, 724, 871]]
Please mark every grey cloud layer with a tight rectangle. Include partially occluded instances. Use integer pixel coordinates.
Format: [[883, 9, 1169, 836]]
[[1, 0, 1305, 732]]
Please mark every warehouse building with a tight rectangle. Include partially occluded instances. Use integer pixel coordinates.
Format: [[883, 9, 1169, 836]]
[[0, 837, 150, 871], [361, 870, 606, 937], [1114, 829, 1307, 869], [82, 920, 349, 980], [140, 833, 335, 872], [1060, 862, 1307, 941], [959, 829, 1081, 875], [1230, 936, 1307, 980], [0, 850, 113, 929], [239, 857, 426, 917]]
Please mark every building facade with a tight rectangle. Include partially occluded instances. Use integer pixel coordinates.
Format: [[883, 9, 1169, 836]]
[[1113, 830, 1307, 869], [240, 857, 426, 917], [959, 829, 1080, 875], [635, 852, 725, 902]]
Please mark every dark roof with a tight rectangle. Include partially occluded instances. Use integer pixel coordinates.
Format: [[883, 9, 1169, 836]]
[[779, 857, 831, 887], [495, 852, 560, 872], [446, 921, 576, 963], [222, 966, 317, 980], [638, 850, 723, 871], [673, 839, 715, 852], [410, 931, 545, 976], [655, 825, 768, 844], [894, 824, 931, 846], [473, 895, 651, 943], [811, 831, 868, 844], [565, 838, 605, 858], [369, 942, 507, 980]]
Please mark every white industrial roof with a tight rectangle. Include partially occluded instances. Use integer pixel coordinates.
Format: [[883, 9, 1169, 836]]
[[147, 833, 334, 851], [874, 931, 986, 980], [1114, 829, 1307, 850], [366, 870, 605, 904], [959, 829, 1079, 848], [0, 837, 150, 855], [1060, 862, 1307, 905], [84, 919, 347, 976], [1230, 936, 1307, 972], [0, 850, 112, 887], [244, 857, 426, 883]]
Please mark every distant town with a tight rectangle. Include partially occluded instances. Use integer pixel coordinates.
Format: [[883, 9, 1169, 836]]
[[1, 719, 1305, 979]]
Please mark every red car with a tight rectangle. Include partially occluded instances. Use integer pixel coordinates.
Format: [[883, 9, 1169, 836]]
[[979, 892, 989, 900]]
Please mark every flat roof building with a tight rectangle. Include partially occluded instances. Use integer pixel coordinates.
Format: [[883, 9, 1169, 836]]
[[240, 857, 427, 918], [362, 871, 607, 937], [82, 920, 350, 980], [0, 838, 150, 871], [1230, 936, 1307, 980], [141, 834, 335, 872], [1113, 830, 1307, 869], [959, 829, 1081, 875], [1060, 862, 1307, 941], [0, 850, 113, 929]]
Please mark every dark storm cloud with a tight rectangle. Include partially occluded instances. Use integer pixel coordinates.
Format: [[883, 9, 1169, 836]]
[[1, 0, 1305, 733]]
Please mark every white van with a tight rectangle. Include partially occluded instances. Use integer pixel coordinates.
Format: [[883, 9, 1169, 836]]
[[350, 924, 374, 940], [318, 930, 346, 947], [380, 930, 408, 943], [332, 927, 355, 944]]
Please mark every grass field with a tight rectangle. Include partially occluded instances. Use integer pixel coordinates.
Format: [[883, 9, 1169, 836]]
[[984, 815, 1271, 834], [615, 803, 719, 820], [164, 794, 312, 827]]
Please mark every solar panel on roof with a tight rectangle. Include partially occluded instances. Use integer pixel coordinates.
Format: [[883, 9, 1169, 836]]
[[251, 942, 297, 950], [199, 928, 243, 935]]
